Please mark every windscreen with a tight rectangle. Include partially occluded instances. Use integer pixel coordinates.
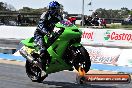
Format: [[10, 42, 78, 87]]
[[60, 20, 73, 27]]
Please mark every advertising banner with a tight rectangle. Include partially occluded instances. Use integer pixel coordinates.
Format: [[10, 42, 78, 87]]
[[81, 28, 132, 48], [84, 46, 121, 65]]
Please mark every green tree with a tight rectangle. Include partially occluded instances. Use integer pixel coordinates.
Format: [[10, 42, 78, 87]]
[[94, 7, 131, 19], [19, 7, 47, 14], [0, 2, 8, 11], [0, 2, 15, 11], [129, 10, 132, 16], [19, 7, 32, 12]]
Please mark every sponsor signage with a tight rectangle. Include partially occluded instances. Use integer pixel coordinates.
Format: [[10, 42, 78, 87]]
[[83, 74, 131, 84], [80, 28, 132, 47], [104, 30, 132, 41], [84, 46, 121, 65]]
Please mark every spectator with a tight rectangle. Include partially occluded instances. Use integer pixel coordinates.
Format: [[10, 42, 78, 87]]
[[98, 18, 102, 26], [87, 16, 93, 26], [17, 13, 22, 26], [123, 15, 132, 25], [101, 18, 106, 28], [32, 19, 36, 26], [127, 15, 132, 22], [68, 16, 76, 25], [1, 17, 5, 24], [68, 17, 72, 22], [92, 15, 99, 26], [84, 16, 93, 26], [83, 16, 87, 26]]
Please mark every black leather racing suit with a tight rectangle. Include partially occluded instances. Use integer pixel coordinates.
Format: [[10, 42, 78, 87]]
[[34, 11, 63, 56]]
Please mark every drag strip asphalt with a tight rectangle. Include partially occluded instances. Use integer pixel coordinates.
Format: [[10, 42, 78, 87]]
[[0, 63, 132, 88]]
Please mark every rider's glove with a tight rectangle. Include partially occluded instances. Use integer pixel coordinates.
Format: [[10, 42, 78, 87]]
[[39, 48, 46, 57]]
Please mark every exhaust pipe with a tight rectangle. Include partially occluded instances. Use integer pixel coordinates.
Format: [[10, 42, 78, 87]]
[[19, 48, 43, 71], [19, 48, 34, 63]]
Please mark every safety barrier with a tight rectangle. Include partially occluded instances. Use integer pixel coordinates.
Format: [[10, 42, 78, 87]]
[[0, 26, 132, 73], [81, 28, 132, 67]]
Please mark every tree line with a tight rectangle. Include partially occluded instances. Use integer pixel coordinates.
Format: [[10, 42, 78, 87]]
[[94, 8, 132, 19], [0, 2, 47, 13], [0, 1, 132, 19]]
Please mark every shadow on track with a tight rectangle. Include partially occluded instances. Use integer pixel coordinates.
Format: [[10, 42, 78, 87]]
[[42, 81, 117, 88]]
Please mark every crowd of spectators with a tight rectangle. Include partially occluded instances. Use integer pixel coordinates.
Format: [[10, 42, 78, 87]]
[[83, 15, 106, 28], [0, 13, 37, 26], [16, 13, 37, 26]]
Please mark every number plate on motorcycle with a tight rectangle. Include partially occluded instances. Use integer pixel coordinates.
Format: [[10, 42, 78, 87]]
[[23, 46, 34, 54]]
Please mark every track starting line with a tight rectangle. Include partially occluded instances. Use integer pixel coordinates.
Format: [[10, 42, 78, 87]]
[[0, 53, 132, 73]]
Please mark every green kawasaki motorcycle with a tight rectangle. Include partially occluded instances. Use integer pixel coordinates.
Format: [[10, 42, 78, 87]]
[[19, 20, 91, 82]]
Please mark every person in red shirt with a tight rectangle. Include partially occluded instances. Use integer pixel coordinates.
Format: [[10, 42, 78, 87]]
[[68, 16, 76, 24], [101, 18, 106, 28]]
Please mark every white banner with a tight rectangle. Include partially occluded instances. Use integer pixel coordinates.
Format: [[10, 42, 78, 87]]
[[80, 28, 132, 48], [116, 49, 132, 67], [84, 46, 121, 65], [0, 26, 36, 39]]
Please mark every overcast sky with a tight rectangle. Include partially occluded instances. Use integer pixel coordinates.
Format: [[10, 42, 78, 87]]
[[0, 0, 131, 15]]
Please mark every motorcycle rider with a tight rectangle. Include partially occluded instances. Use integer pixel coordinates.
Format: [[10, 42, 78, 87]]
[[33, 1, 63, 76]]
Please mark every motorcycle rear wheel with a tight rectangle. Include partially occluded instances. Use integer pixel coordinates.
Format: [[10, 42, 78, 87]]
[[25, 60, 47, 82], [73, 46, 91, 73]]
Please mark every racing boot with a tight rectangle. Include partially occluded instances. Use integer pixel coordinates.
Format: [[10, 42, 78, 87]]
[[39, 48, 48, 77]]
